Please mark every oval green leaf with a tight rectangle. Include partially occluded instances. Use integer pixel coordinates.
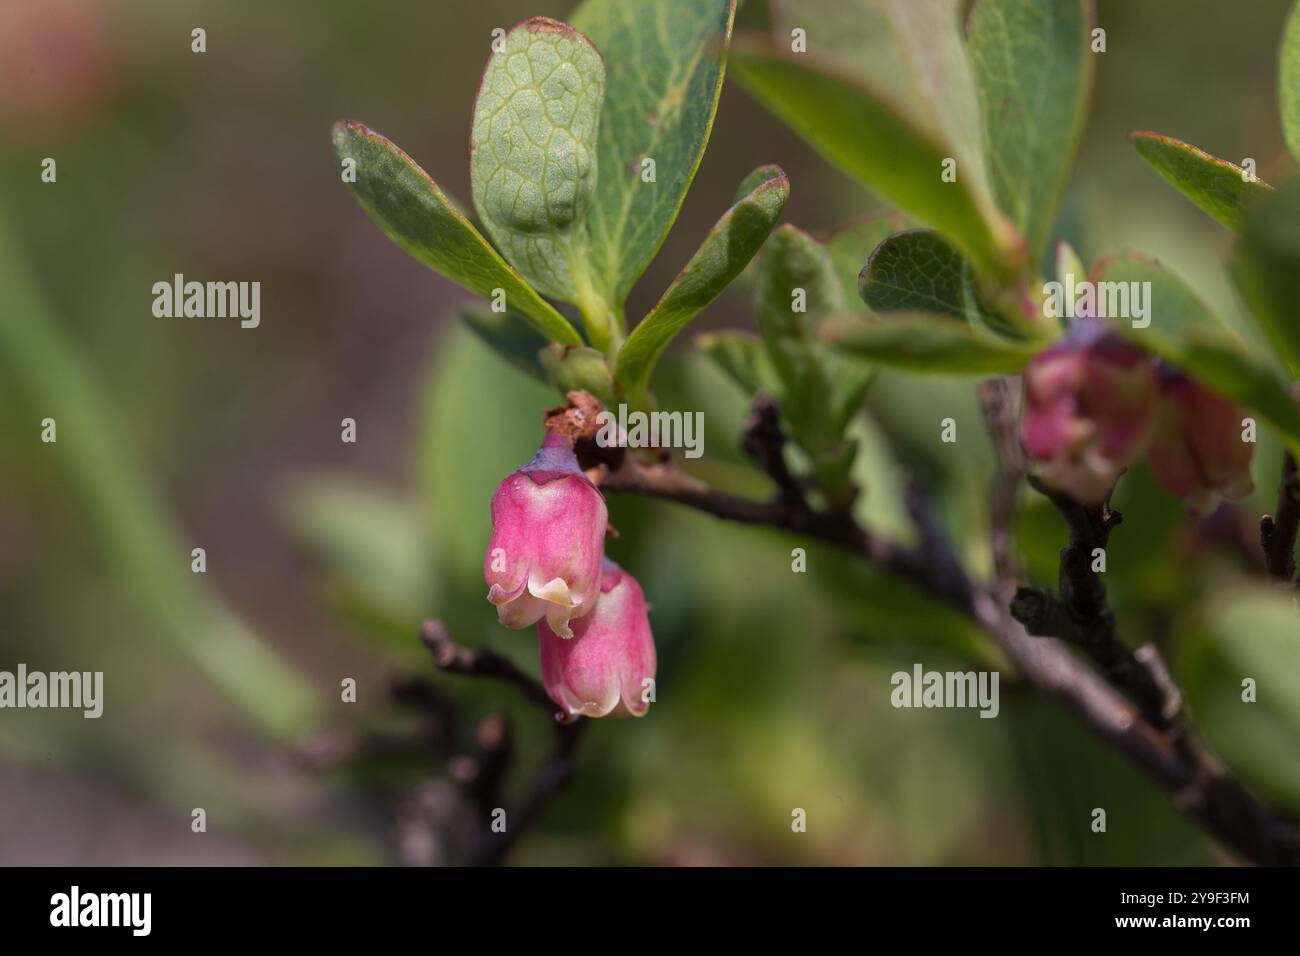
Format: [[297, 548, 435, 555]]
[[470, 18, 606, 304], [859, 230, 980, 319], [968, 0, 1096, 258], [823, 312, 1038, 374], [1130, 130, 1273, 231], [616, 166, 790, 399], [756, 225, 855, 454], [332, 121, 581, 345], [728, 39, 1023, 283], [1089, 253, 1232, 339], [572, 0, 736, 308]]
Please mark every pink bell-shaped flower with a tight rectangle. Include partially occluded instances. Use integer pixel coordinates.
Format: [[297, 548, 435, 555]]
[[1146, 369, 1254, 513], [538, 559, 657, 718], [1021, 318, 1158, 503], [484, 433, 608, 639]]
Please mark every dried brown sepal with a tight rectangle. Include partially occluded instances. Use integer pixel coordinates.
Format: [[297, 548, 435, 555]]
[[544, 389, 625, 471]]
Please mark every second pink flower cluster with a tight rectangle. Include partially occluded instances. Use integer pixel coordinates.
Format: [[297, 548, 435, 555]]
[[483, 433, 656, 718], [1021, 317, 1255, 511]]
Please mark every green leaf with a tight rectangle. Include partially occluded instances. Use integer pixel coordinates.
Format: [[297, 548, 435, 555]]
[[773, 1, 990, 199], [616, 166, 789, 399], [968, 0, 1095, 257], [332, 121, 581, 345], [1055, 239, 1086, 287], [860, 229, 1022, 338], [771, 0, 918, 108], [1234, 178, 1300, 378], [458, 307, 549, 383], [1090, 253, 1232, 339], [1130, 130, 1273, 231], [1281, 0, 1300, 164], [825, 213, 901, 310], [539, 343, 616, 405], [858, 229, 982, 320], [728, 39, 1022, 282], [1050, 239, 1088, 332], [879, 0, 990, 196], [573, 0, 736, 307], [1092, 256, 1300, 448], [696, 330, 783, 397], [823, 312, 1038, 374], [822, 348, 876, 436], [734, 164, 785, 203], [756, 225, 846, 340], [755, 225, 845, 423], [470, 18, 606, 304]]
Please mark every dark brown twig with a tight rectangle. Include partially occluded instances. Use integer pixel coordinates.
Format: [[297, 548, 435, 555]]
[[1261, 451, 1300, 586], [475, 713, 586, 866], [419, 619, 556, 713], [448, 713, 515, 820], [1011, 476, 1176, 731], [979, 377, 1026, 588], [741, 393, 806, 512], [417, 620, 586, 866]]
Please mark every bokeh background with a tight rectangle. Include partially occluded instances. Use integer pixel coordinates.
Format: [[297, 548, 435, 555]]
[[2, 0, 1298, 865]]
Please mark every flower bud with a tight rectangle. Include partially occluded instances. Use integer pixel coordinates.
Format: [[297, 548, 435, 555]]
[[538, 560, 656, 718], [1020, 318, 1158, 503], [1146, 370, 1254, 513], [484, 433, 607, 639]]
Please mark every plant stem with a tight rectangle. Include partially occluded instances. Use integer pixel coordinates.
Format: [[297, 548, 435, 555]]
[[1012, 476, 1179, 731], [571, 258, 621, 359], [418, 620, 586, 865], [978, 377, 1026, 586], [1260, 451, 1300, 586]]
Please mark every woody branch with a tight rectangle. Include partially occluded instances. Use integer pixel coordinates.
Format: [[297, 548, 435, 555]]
[[418, 620, 587, 866]]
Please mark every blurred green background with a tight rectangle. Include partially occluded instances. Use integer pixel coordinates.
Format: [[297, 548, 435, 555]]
[[2, 0, 1298, 865]]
